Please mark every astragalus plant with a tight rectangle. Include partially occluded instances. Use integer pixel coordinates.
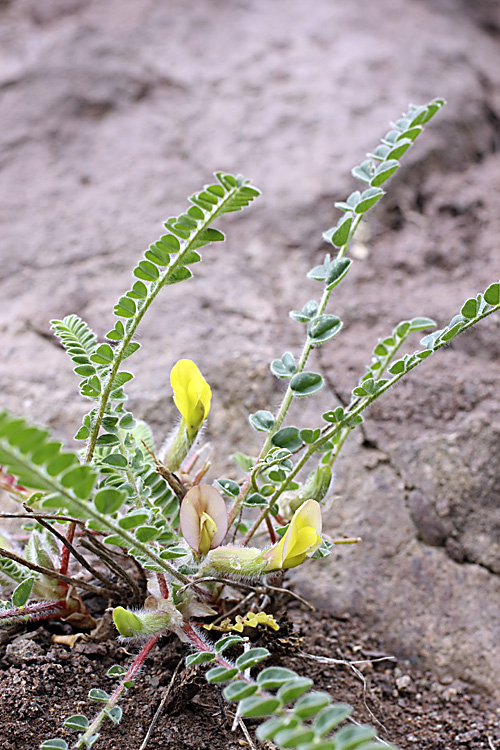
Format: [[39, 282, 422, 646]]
[[0, 98, 498, 750]]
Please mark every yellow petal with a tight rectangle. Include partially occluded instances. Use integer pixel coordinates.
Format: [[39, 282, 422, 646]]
[[170, 359, 212, 435], [199, 511, 218, 556]]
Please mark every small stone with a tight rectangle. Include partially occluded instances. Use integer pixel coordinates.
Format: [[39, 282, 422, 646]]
[[5, 637, 43, 665], [396, 674, 412, 691]]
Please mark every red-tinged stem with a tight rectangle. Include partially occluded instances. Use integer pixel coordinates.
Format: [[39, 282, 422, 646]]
[[157, 573, 169, 599], [75, 633, 160, 749], [59, 522, 76, 577], [0, 600, 70, 623], [265, 514, 277, 544]]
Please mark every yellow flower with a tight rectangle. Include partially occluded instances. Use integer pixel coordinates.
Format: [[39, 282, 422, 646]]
[[263, 499, 323, 571], [171, 359, 211, 437]]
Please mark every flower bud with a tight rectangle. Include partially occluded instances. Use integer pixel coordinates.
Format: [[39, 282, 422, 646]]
[[113, 599, 182, 638], [165, 360, 211, 471], [201, 545, 268, 578]]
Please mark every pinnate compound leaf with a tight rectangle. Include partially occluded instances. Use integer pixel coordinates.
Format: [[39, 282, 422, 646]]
[[290, 372, 323, 397], [63, 715, 89, 731]]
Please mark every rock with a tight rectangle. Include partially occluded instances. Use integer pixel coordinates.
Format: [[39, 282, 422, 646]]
[[0, 0, 500, 700]]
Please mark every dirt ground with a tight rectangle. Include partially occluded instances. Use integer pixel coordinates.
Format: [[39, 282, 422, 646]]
[[0, 597, 499, 750], [1, 0, 500, 747]]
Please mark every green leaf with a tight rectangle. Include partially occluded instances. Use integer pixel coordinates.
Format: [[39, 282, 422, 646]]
[[214, 634, 244, 654], [205, 666, 238, 683], [249, 410, 275, 432], [370, 159, 399, 187], [60, 465, 97, 499], [294, 691, 331, 719], [290, 300, 319, 323], [135, 526, 159, 542], [313, 703, 352, 737], [439, 321, 464, 342], [274, 726, 315, 748], [90, 344, 114, 365], [461, 297, 478, 319], [107, 706, 122, 725], [216, 478, 240, 498], [134, 260, 160, 282], [330, 216, 353, 247], [332, 724, 377, 748], [354, 187, 384, 214], [40, 740, 68, 750], [277, 677, 314, 704], [107, 665, 127, 677], [114, 296, 136, 319], [63, 715, 89, 731], [94, 487, 126, 514], [325, 258, 351, 290], [290, 372, 323, 397], [223, 681, 258, 701], [257, 667, 298, 690], [308, 315, 342, 344], [351, 160, 373, 183], [484, 281, 500, 306], [239, 695, 281, 718], [409, 317, 436, 331], [12, 576, 34, 607], [185, 652, 215, 666], [88, 688, 109, 702], [271, 427, 303, 452], [300, 428, 321, 444], [271, 352, 296, 378], [101, 453, 128, 468], [256, 717, 299, 742], [235, 647, 270, 671]]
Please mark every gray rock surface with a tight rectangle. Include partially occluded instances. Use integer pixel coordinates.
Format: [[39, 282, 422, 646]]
[[1, 0, 499, 696]]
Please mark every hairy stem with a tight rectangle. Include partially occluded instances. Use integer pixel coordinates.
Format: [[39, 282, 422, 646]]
[[74, 633, 161, 749]]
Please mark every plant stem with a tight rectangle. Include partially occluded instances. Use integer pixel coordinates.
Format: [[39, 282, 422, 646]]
[[85, 182, 252, 464], [74, 633, 161, 749]]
